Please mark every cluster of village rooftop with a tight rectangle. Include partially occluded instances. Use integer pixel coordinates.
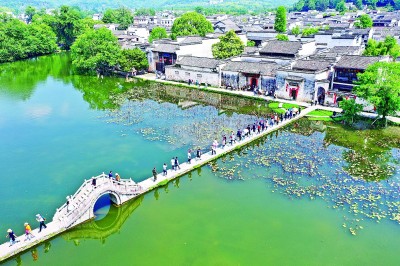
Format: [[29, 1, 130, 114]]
[[7, 7, 399, 107], [100, 9, 399, 108]]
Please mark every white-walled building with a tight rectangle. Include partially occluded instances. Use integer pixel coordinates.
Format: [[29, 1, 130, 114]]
[[275, 59, 332, 103], [165, 56, 221, 86]]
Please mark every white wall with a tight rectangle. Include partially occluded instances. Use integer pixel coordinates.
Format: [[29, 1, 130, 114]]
[[177, 39, 220, 58], [299, 41, 317, 56], [165, 67, 220, 86]]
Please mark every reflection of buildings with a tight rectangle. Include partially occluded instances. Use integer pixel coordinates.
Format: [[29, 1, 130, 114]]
[[62, 196, 143, 242]]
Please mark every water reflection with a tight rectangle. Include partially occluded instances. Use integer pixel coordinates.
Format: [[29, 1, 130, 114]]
[[0, 54, 71, 100], [63, 196, 143, 242]]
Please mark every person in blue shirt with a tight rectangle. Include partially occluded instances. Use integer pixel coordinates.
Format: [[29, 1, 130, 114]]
[[6, 229, 18, 246]]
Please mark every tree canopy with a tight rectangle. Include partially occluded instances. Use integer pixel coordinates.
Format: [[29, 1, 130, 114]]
[[171, 12, 213, 40], [118, 48, 149, 72], [274, 6, 287, 33], [339, 99, 363, 124], [363, 36, 400, 61], [276, 34, 289, 41], [335, 1, 347, 12], [354, 14, 372, 28], [71, 28, 121, 75], [0, 18, 57, 63], [149, 27, 168, 43], [102, 7, 133, 30], [355, 62, 400, 125], [212, 30, 244, 59]]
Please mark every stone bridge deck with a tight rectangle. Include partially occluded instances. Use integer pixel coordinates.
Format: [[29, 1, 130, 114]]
[[0, 106, 317, 262]]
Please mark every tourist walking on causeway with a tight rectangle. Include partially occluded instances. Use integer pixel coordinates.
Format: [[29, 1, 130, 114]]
[[174, 157, 181, 170], [196, 148, 202, 160], [222, 135, 226, 148], [36, 214, 47, 232], [188, 150, 192, 164], [108, 171, 113, 179], [212, 139, 218, 154], [115, 173, 121, 182], [152, 167, 158, 182], [171, 157, 175, 171], [6, 229, 19, 247], [163, 163, 167, 176], [24, 222, 34, 241]]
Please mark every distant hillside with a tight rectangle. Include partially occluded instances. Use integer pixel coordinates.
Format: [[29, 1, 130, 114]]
[[1, 0, 295, 13]]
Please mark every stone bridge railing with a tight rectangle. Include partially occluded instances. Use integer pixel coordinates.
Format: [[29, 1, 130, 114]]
[[53, 174, 142, 228]]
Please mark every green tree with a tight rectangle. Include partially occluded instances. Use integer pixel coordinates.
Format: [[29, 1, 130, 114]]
[[291, 25, 301, 36], [212, 30, 244, 59], [135, 8, 155, 16], [389, 45, 400, 61], [302, 27, 319, 36], [26, 23, 58, 57], [195, 6, 204, 14], [339, 99, 363, 124], [0, 18, 57, 63], [171, 12, 213, 40], [307, 0, 316, 10], [115, 7, 133, 30], [102, 8, 133, 30], [149, 27, 168, 43], [336, 1, 347, 12], [316, 0, 329, 11], [55, 6, 82, 50], [118, 48, 149, 72], [367, 0, 378, 9], [363, 36, 400, 57], [394, 0, 400, 10], [274, 6, 287, 33], [276, 33, 289, 41], [354, 14, 372, 28], [25, 6, 36, 24], [102, 9, 116, 23], [355, 62, 400, 126], [355, 0, 363, 9], [247, 40, 256, 47], [71, 28, 121, 75]]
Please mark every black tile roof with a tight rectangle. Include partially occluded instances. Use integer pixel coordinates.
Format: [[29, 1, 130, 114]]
[[260, 40, 302, 55], [292, 59, 331, 72], [222, 61, 279, 76], [152, 43, 180, 53], [335, 55, 381, 70]]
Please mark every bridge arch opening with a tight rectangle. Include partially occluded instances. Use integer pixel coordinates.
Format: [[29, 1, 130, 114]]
[[92, 192, 121, 221]]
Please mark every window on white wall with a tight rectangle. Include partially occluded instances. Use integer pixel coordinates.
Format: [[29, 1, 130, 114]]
[[185, 72, 190, 76], [175, 71, 179, 75], [197, 74, 202, 78]]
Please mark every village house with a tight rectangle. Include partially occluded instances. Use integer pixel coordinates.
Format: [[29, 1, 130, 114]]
[[220, 61, 279, 93], [275, 59, 332, 103], [259, 40, 317, 59], [147, 36, 221, 73], [328, 55, 387, 107], [165, 56, 221, 86], [314, 31, 363, 49], [213, 19, 242, 34]]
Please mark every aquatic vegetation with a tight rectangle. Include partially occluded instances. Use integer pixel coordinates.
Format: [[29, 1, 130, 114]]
[[208, 122, 400, 235]]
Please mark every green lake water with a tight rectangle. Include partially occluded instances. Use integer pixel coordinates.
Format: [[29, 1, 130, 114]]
[[0, 54, 400, 265]]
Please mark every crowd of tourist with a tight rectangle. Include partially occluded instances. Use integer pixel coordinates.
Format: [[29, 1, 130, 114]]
[[152, 107, 301, 181], [6, 214, 47, 247]]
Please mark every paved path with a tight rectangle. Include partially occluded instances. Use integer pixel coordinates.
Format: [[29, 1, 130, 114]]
[[0, 105, 317, 263], [136, 73, 400, 124]]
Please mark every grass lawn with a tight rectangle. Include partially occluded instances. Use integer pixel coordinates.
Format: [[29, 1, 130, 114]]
[[268, 102, 300, 114], [307, 109, 334, 117]]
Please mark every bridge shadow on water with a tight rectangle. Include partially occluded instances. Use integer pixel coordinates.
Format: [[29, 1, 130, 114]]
[[62, 195, 144, 243], [9, 196, 144, 265]]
